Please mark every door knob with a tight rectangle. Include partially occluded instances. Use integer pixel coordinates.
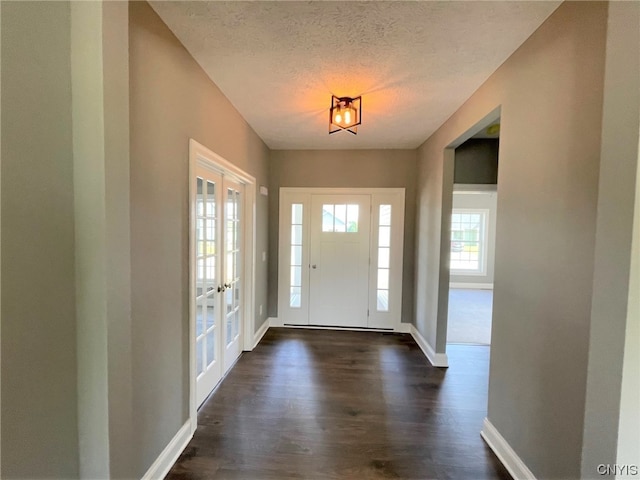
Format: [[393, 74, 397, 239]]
[[217, 285, 224, 292], [311, 264, 317, 269]]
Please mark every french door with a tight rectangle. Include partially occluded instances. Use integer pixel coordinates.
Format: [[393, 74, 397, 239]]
[[194, 165, 243, 407], [278, 188, 405, 330], [222, 179, 243, 370]]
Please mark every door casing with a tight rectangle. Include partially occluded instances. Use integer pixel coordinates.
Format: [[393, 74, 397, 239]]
[[277, 187, 405, 331], [188, 139, 256, 433]]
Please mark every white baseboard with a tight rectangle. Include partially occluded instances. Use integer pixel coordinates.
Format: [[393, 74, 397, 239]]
[[450, 282, 493, 290], [397, 322, 412, 333], [268, 316, 283, 327], [481, 418, 536, 480], [141, 420, 192, 480], [252, 318, 270, 349], [269, 317, 404, 333], [270, 323, 392, 332], [410, 325, 449, 367]]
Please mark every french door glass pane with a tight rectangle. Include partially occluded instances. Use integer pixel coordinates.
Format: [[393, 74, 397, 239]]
[[196, 259, 204, 297], [226, 288, 233, 314], [196, 302, 204, 337], [225, 254, 232, 284], [196, 219, 204, 256], [196, 339, 204, 375], [206, 299, 215, 329], [205, 256, 215, 292], [226, 317, 233, 345], [206, 330, 215, 367], [233, 311, 240, 337], [234, 251, 241, 283], [206, 181, 215, 217], [196, 178, 204, 216], [235, 190, 240, 218]]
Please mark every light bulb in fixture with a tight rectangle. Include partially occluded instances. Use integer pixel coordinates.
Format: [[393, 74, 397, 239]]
[[344, 110, 351, 124], [335, 112, 342, 124]]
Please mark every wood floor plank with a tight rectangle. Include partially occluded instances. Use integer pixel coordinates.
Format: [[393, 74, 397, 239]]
[[166, 328, 511, 480]]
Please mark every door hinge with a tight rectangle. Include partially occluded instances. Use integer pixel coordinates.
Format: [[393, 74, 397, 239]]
[[367, 309, 370, 317]]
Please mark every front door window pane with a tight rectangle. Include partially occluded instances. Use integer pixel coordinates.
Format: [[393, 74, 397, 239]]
[[322, 204, 359, 233]]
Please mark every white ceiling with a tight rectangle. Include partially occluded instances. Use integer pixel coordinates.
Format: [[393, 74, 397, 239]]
[[150, 1, 560, 150]]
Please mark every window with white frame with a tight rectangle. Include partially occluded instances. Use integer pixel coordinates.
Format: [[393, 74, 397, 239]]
[[450, 209, 488, 274], [321, 204, 359, 232], [290, 204, 303, 308], [376, 204, 392, 311]]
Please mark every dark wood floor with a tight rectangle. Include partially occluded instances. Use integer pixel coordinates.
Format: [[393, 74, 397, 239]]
[[166, 328, 511, 480]]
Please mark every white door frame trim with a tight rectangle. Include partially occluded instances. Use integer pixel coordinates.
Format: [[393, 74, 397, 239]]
[[278, 187, 405, 331], [281, 187, 406, 195], [188, 139, 256, 434]]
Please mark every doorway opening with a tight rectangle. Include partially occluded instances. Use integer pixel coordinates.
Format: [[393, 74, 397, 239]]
[[446, 120, 500, 346], [188, 139, 257, 430]]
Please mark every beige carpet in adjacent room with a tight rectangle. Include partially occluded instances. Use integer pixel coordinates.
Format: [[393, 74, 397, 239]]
[[447, 288, 493, 345]]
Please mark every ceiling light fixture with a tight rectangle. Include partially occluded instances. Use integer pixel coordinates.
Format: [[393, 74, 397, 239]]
[[329, 95, 361, 135]]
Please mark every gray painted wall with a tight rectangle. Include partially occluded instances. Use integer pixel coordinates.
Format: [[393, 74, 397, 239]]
[[72, 2, 134, 478], [1, 2, 80, 477], [71, 3, 112, 477], [615, 120, 640, 477], [414, 2, 607, 478], [268, 150, 417, 324], [581, 2, 640, 478], [129, 2, 270, 476], [454, 139, 499, 185]]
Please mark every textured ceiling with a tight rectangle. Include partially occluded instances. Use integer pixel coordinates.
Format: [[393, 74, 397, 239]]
[[150, 1, 560, 150]]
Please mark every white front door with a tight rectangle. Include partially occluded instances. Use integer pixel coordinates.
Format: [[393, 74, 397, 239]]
[[194, 166, 244, 407], [309, 194, 371, 327], [278, 188, 405, 330]]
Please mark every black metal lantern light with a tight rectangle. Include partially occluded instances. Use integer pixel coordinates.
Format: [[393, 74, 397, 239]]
[[329, 95, 362, 135]]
